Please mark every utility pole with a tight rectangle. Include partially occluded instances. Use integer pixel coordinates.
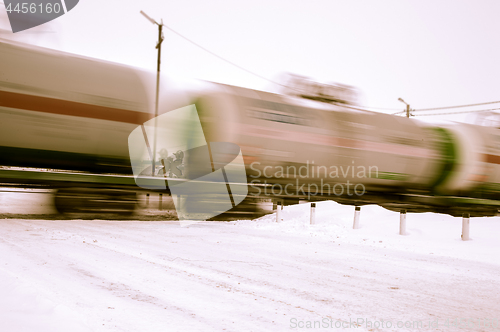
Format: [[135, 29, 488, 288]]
[[398, 98, 411, 118], [140, 10, 164, 176]]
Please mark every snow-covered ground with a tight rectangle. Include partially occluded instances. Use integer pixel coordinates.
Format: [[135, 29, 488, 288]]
[[1, 190, 500, 331]]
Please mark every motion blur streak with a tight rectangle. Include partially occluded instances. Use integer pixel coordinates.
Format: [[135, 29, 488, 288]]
[[0, 90, 151, 124], [2, 39, 500, 218]]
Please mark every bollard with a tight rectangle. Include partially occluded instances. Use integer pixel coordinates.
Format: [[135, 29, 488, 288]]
[[310, 203, 316, 225], [353, 206, 361, 229], [159, 193, 163, 210], [276, 201, 282, 222], [399, 209, 407, 235], [146, 193, 150, 206], [462, 213, 470, 241]]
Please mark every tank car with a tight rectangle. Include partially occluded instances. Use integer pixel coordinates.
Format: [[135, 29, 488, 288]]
[[194, 85, 441, 198], [0, 40, 189, 214], [191, 84, 500, 216]]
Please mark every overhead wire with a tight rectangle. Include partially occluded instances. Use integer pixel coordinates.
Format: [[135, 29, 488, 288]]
[[161, 23, 298, 93], [2, 9, 497, 115], [391, 102, 500, 117], [358, 105, 402, 111], [161, 23, 404, 113], [392, 100, 500, 116], [332, 103, 395, 113], [5, 14, 493, 116], [413, 107, 500, 116], [414, 100, 500, 112]]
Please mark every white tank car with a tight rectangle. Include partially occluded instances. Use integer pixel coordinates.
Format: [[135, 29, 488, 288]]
[[0, 39, 193, 174], [0, 40, 152, 173], [193, 83, 447, 199]]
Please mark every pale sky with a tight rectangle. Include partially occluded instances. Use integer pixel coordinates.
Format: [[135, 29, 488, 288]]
[[2, 0, 500, 124]]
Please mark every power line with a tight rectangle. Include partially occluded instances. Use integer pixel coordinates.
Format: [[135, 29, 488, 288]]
[[362, 105, 403, 111], [162, 23, 403, 112], [332, 103, 391, 113], [414, 100, 500, 112], [392, 100, 500, 115], [413, 107, 500, 116], [163, 23, 500, 116], [392, 110, 406, 115], [161, 23, 297, 92]]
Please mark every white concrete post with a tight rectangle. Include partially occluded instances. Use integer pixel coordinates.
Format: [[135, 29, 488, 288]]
[[399, 209, 407, 235], [276, 201, 282, 222], [462, 213, 470, 241], [310, 203, 316, 225], [353, 206, 361, 229]]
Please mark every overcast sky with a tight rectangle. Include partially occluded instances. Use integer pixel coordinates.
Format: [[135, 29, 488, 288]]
[[2, 0, 500, 124]]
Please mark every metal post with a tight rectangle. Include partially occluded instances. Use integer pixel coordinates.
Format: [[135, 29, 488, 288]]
[[159, 193, 163, 210], [399, 209, 407, 235], [276, 201, 281, 222], [353, 206, 360, 229], [462, 213, 470, 241], [146, 193, 150, 206], [310, 203, 316, 225]]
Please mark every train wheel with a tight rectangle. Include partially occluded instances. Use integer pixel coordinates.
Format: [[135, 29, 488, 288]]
[[54, 188, 137, 216]]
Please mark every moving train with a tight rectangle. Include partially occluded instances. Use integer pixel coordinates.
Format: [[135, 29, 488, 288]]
[[2, 39, 500, 217]]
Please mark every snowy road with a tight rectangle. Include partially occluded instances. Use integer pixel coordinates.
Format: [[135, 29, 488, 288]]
[[1, 201, 500, 332]]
